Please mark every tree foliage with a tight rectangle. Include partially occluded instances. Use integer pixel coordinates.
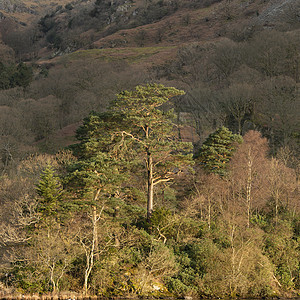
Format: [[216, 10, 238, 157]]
[[196, 126, 242, 175], [110, 84, 193, 219], [0, 62, 33, 90], [36, 165, 63, 218]]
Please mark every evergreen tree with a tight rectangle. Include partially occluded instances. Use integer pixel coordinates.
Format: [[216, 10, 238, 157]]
[[196, 126, 242, 176], [110, 84, 193, 220], [36, 165, 63, 218], [67, 112, 125, 294], [69, 111, 127, 209]]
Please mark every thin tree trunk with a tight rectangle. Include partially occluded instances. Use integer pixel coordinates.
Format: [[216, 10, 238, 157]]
[[274, 190, 279, 226], [237, 117, 242, 135], [83, 216, 96, 294], [92, 206, 99, 260], [230, 225, 236, 297], [147, 151, 153, 221], [208, 196, 211, 230], [50, 263, 56, 293], [246, 148, 253, 228]]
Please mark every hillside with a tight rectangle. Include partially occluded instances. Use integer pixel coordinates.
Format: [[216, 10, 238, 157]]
[[1, 0, 299, 60]]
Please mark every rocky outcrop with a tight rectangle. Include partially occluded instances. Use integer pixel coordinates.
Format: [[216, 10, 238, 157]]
[[0, 0, 36, 14], [255, 0, 300, 26]]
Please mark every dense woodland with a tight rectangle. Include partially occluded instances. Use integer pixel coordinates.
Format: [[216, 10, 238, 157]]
[[0, 0, 299, 297]]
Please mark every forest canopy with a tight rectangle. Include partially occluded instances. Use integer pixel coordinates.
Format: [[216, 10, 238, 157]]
[[0, 84, 299, 298]]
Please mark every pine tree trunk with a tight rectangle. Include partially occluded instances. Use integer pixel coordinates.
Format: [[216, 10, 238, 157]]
[[147, 151, 153, 221], [92, 206, 99, 260]]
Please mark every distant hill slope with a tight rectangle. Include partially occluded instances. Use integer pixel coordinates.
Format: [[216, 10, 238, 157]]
[[0, 0, 299, 63], [0, 0, 75, 24], [0, 0, 76, 59]]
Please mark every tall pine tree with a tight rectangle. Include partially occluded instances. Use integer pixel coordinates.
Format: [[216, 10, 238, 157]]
[[110, 84, 193, 220]]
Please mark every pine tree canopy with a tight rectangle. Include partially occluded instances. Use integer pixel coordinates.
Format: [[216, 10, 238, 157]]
[[36, 165, 63, 216], [197, 126, 242, 176]]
